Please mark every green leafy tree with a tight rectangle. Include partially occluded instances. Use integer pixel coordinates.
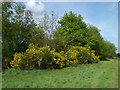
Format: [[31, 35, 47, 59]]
[[56, 11, 87, 47], [94, 40, 116, 60], [2, 2, 17, 59], [13, 2, 35, 52], [30, 25, 47, 47], [2, 2, 35, 69], [86, 25, 102, 48], [53, 28, 67, 52], [55, 11, 117, 59]]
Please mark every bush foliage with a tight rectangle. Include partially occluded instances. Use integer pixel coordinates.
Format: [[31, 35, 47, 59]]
[[9, 44, 100, 70]]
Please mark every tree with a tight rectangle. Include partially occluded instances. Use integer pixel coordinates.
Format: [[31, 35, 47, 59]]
[[2, 2, 35, 69], [2, 2, 17, 60], [94, 40, 116, 60], [107, 42, 117, 58], [86, 25, 102, 48], [29, 24, 47, 47], [56, 11, 87, 47], [13, 2, 35, 52], [38, 10, 58, 47], [53, 28, 67, 52], [55, 11, 117, 59]]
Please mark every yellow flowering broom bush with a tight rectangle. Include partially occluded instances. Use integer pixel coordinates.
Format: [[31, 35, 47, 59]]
[[50, 50, 66, 69], [10, 43, 66, 70], [65, 46, 100, 64], [65, 49, 79, 67], [10, 43, 51, 70], [10, 43, 100, 70], [10, 52, 24, 70]]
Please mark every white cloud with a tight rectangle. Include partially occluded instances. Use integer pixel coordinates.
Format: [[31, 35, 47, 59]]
[[25, 0, 45, 14], [25, 0, 45, 23]]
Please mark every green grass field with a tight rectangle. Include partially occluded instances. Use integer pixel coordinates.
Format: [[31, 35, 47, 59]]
[[2, 58, 118, 88]]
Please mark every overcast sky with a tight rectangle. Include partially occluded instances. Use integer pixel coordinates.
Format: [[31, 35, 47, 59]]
[[24, 0, 118, 52]]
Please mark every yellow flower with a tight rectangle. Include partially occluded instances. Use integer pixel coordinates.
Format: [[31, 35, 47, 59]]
[[58, 58, 60, 61]]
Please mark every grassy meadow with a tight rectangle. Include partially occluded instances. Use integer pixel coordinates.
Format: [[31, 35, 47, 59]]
[[2, 58, 118, 88]]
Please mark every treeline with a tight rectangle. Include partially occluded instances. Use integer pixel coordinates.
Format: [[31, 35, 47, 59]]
[[2, 2, 117, 69]]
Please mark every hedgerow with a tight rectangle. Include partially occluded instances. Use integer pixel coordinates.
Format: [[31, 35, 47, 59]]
[[10, 43, 100, 70]]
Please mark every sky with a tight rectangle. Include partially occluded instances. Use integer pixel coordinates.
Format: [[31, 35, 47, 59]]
[[25, 0, 118, 52]]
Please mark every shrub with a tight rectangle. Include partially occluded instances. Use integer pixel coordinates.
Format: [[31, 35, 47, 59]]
[[65, 49, 79, 67], [52, 38, 67, 52], [40, 50, 53, 69], [50, 50, 66, 69], [3, 58, 12, 69], [10, 52, 24, 70], [10, 44, 66, 70], [10, 44, 51, 70], [10, 44, 100, 70], [65, 46, 100, 64]]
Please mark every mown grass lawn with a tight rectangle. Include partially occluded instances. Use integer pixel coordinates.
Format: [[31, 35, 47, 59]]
[[2, 58, 118, 88]]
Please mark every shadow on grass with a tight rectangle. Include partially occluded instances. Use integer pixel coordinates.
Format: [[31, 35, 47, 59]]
[[100, 57, 119, 61], [100, 59, 110, 61]]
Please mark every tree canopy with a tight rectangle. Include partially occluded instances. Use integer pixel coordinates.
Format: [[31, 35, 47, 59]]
[[54, 11, 117, 59]]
